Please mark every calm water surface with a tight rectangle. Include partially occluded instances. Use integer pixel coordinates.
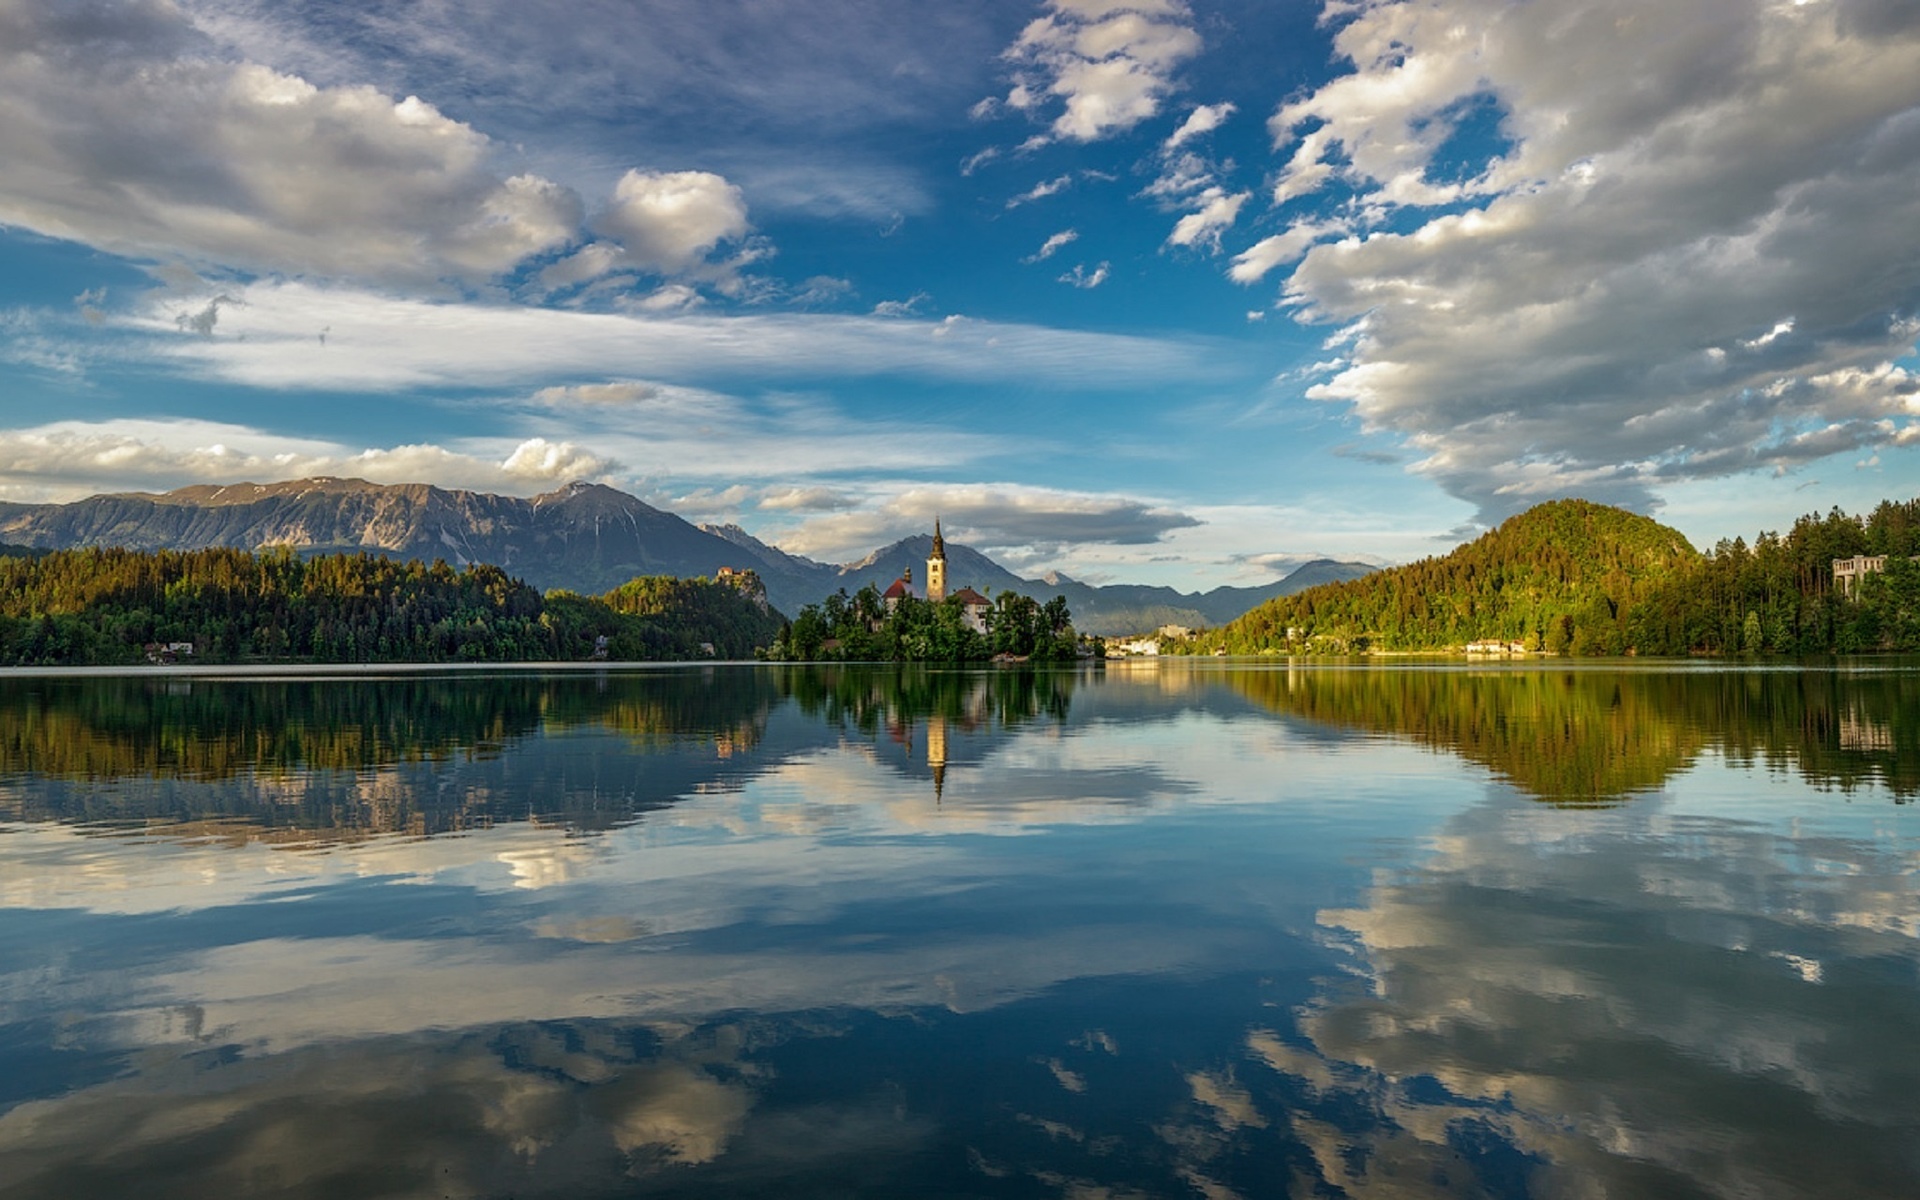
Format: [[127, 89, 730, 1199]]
[[0, 661, 1916, 1198]]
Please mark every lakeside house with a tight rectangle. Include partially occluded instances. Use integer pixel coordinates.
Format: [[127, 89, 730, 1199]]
[[951, 586, 991, 634], [1465, 640, 1530, 655], [883, 566, 915, 611]]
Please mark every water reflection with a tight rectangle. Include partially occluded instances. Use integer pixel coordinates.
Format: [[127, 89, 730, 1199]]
[[1218, 661, 1920, 803], [4, 663, 1913, 829], [1272, 795, 1920, 1197], [0, 663, 1915, 1197], [0, 668, 1080, 838]]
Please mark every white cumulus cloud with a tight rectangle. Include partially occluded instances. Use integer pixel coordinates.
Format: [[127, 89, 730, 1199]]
[[0, 419, 617, 503], [0, 1, 580, 286], [992, 0, 1202, 147], [595, 170, 752, 275], [1229, 219, 1351, 284], [1259, 0, 1920, 521], [0, 2, 766, 296]]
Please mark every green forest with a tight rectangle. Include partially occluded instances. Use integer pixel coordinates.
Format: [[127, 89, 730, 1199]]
[[0, 546, 784, 665], [768, 586, 1083, 663], [1181, 497, 1920, 656]]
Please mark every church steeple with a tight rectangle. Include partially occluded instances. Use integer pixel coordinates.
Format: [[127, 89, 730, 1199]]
[[926, 518, 948, 602]]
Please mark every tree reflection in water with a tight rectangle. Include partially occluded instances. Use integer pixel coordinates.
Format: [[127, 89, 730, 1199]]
[[0, 663, 1916, 1198], [1217, 660, 1919, 803]]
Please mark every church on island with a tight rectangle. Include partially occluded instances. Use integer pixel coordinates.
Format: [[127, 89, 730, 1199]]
[[882, 521, 993, 633]]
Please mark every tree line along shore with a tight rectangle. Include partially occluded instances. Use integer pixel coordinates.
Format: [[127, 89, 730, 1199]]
[[1, 495, 1915, 667], [0, 544, 1082, 667], [0, 546, 784, 666]]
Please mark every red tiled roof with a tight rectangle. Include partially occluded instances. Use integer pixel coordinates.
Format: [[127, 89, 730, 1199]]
[[951, 587, 989, 605], [882, 577, 912, 599]]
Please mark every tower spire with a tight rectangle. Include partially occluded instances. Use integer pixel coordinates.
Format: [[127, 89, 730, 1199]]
[[926, 518, 948, 601]]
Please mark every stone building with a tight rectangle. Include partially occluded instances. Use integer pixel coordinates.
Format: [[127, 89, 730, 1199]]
[[1833, 555, 1888, 597]]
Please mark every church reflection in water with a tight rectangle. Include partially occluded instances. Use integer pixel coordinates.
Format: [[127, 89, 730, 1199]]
[[0, 662, 1916, 1198]]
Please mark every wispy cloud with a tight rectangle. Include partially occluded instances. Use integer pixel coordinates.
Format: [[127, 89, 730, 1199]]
[[1058, 262, 1111, 289], [757, 485, 859, 513], [0, 379, 1013, 505], [1166, 188, 1248, 251], [1164, 101, 1235, 151], [191, 0, 1004, 168], [764, 481, 1203, 563], [1024, 229, 1080, 263], [114, 281, 1219, 393], [1007, 174, 1076, 208], [1146, 101, 1244, 253], [870, 292, 932, 318]]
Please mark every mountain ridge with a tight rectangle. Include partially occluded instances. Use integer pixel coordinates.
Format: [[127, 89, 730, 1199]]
[[0, 477, 1374, 634]]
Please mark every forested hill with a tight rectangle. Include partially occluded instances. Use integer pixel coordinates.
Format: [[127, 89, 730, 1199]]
[[0, 546, 784, 665], [1191, 499, 1701, 654], [1190, 497, 1920, 656]]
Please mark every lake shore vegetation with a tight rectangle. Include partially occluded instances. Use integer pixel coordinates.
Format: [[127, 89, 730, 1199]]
[[0, 546, 783, 666], [765, 586, 1080, 664]]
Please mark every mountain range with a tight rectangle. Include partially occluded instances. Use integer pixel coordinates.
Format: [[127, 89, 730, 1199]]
[[0, 477, 1374, 634]]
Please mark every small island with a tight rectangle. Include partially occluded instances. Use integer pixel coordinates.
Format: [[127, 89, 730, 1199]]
[[765, 523, 1087, 663]]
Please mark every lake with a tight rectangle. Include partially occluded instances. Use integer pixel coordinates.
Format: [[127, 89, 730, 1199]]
[[0, 660, 1916, 1198]]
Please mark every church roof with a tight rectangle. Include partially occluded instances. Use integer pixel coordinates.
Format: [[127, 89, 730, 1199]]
[[930, 518, 945, 559], [951, 586, 989, 606], [882, 576, 913, 599]]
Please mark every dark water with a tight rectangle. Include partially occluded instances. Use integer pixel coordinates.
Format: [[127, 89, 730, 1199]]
[[0, 661, 1916, 1198]]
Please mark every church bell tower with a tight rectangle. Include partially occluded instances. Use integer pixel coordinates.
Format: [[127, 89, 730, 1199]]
[[927, 519, 948, 602]]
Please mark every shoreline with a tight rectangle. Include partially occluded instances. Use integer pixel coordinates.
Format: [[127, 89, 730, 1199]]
[[0, 659, 763, 679], [3, 655, 1913, 680]]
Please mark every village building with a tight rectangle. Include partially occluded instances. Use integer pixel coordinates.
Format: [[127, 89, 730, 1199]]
[[883, 565, 915, 611], [951, 586, 991, 634], [144, 641, 194, 664], [1833, 555, 1888, 596], [1465, 640, 1530, 655]]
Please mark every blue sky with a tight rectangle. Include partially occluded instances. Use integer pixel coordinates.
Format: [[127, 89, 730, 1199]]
[[1, 0, 1917, 585]]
